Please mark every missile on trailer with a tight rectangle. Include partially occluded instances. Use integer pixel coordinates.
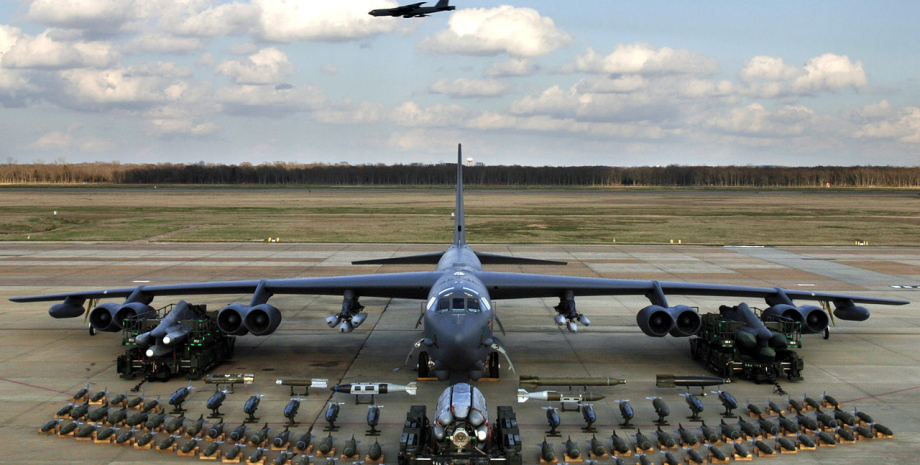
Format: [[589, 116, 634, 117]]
[[519, 375, 625, 389]]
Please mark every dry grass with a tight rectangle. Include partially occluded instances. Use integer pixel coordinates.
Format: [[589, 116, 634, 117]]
[[1, 187, 918, 245]]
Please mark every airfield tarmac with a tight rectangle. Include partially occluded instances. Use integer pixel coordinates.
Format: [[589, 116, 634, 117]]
[[0, 242, 918, 464]]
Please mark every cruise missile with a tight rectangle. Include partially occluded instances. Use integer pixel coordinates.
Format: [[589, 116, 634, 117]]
[[275, 378, 327, 389], [205, 374, 255, 386], [519, 375, 625, 389], [657, 374, 728, 390], [330, 382, 415, 396], [517, 389, 605, 403]]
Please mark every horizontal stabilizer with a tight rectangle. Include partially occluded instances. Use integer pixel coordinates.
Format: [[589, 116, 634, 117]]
[[352, 252, 444, 265], [475, 252, 566, 266]]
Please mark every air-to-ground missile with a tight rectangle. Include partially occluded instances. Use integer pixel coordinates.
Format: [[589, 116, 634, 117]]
[[249, 423, 271, 445], [815, 409, 838, 429], [73, 385, 90, 401], [368, 439, 383, 461], [589, 434, 606, 457], [564, 436, 581, 459], [201, 441, 222, 457], [126, 396, 144, 409], [96, 426, 116, 441], [56, 404, 75, 417], [273, 426, 292, 448], [330, 382, 416, 396], [719, 419, 742, 442], [294, 427, 313, 451], [225, 444, 243, 460], [342, 434, 358, 458], [145, 412, 169, 430], [243, 395, 263, 422], [733, 442, 751, 458], [712, 390, 738, 417], [135, 301, 200, 351], [107, 406, 129, 425], [757, 416, 780, 436], [838, 427, 855, 442], [873, 423, 893, 436], [706, 444, 727, 461], [680, 393, 704, 420], [115, 429, 135, 444], [615, 400, 634, 427], [125, 411, 148, 427], [59, 422, 78, 436], [70, 402, 92, 420], [90, 388, 108, 403], [186, 414, 206, 437], [854, 425, 874, 439], [86, 404, 111, 423], [284, 399, 300, 425], [737, 418, 761, 438], [318, 433, 334, 455], [229, 422, 247, 442], [168, 381, 194, 413], [544, 407, 561, 436], [164, 415, 186, 434], [816, 430, 837, 445], [686, 447, 705, 464], [207, 421, 225, 439], [648, 397, 670, 425], [181, 438, 200, 453], [656, 374, 728, 390], [635, 429, 653, 451], [752, 439, 775, 455], [776, 436, 797, 452], [519, 375, 626, 389], [40, 419, 60, 433], [834, 408, 856, 426], [656, 426, 677, 448], [541, 438, 556, 462], [141, 398, 160, 413], [157, 435, 178, 451], [207, 389, 227, 418], [677, 424, 698, 446], [766, 400, 783, 415], [663, 451, 680, 465], [719, 304, 790, 360], [205, 373, 255, 386], [135, 431, 155, 447], [610, 430, 630, 454], [699, 421, 720, 443], [795, 413, 819, 431], [777, 413, 799, 434], [274, 451, 294, 465], [517, 389, 605, 403], [788, 397, 805, 413], [249, 447, 266, 463]]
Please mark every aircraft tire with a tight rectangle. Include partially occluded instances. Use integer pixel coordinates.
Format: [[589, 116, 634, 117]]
[[418, 352, 430, 378], [488, 352, 500, 379]]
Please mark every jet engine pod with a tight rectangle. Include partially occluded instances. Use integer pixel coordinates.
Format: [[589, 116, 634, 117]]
[[49, 300, 85, 319], [762, 304, 806, 325], [667, 305, 701, 337], [636, 305, 675, 337], [217, 303, 251, 336], [243, 304, 281, 336], [833, 302, 870, 321], [763, 304, 829, 334], [113, 302, 155, 326], [88, 302, 123, 332]]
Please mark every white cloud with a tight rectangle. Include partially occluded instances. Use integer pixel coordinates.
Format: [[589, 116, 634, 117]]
[[2, 30, 118, 69], [144, 105, 218, 137], [254, 0, 402, 42], [24, 0, 141, 32], [419, 6, 571, 57], [854, 106, 920, 143], [568, 43, 719, 75], [700, 103, 816, 137], [739, 54, 867, 97], [125, 33, 205, 55], [484, 58, 537, 77], [162, 1, 258, 37], [430, 78, 511, 98], [56, 62, 200, 109], [739, 56, 799, 82], [391, 102, 473, 127], [26, 129, 115, 152], [574, 75, 648, 94], [313, 101, 384, 124], [216, 47, 293, 85], [215, 83, 327, 116]]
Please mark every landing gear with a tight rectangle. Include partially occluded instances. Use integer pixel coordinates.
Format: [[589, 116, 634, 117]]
[[487, 352, 500, 379], [417, 352, 431, 379]]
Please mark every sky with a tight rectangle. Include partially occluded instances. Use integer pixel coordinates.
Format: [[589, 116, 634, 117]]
[[0, 0, 918, 166]]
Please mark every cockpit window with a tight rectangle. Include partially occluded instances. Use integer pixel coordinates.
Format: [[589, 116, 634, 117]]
[[467, 298, 480, 312], [452, 298, 466, 313], [437, 297, 451, 312]]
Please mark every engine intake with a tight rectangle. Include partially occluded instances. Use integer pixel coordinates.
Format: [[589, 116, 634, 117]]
[[217, 303, 251, 336], [88, 303, 123, 332], [637, 305, 675, 337], [667, 305, 701, 337], [113, 302, 155, 326], [763, 304, 829, 334], [243, 304, 282, 336]]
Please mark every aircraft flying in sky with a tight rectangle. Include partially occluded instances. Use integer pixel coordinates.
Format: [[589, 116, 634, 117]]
[[11, 145, 909, 383], [368, 0, 455, 18]]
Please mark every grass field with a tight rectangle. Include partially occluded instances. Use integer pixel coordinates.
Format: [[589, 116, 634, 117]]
[[1, 187, 918, 245]]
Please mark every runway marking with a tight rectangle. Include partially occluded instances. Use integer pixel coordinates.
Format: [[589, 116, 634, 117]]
[[0, 376, 69, 394], [842, 384, 920, 404]]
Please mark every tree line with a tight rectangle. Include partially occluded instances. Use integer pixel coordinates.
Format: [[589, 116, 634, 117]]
[[1, 161, 919, 187]]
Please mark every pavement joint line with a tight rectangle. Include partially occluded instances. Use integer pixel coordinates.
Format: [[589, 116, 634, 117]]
[[842, 384, 920, 405]]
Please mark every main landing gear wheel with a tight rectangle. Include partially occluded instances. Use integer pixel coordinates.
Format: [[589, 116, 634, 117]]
[[488, 352, 501, 379], [417, 351, 430, 378]]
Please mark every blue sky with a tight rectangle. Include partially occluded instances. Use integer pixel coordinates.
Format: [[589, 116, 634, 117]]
[[1, 0, 918, 166]]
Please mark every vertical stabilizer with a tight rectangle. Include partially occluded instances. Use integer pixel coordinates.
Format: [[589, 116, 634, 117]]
[[454, 144, 465, 246], [435, 0, 451, 7]]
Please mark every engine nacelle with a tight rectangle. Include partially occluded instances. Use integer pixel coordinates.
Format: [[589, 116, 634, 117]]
[[637, 305, 675, 337], [763, 304, 829, 334], [833, 302, 870, 321], [217, 303, 251, 336], [88, 303, 123, 332], [667, 305, 701, 337], [243, 304, 282, 336], [114, 302, 155, 326]]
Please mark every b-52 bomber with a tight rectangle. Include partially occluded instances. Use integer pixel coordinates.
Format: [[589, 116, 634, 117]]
[[10, 144, 909, 383], [368, 0, 454, 18]]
